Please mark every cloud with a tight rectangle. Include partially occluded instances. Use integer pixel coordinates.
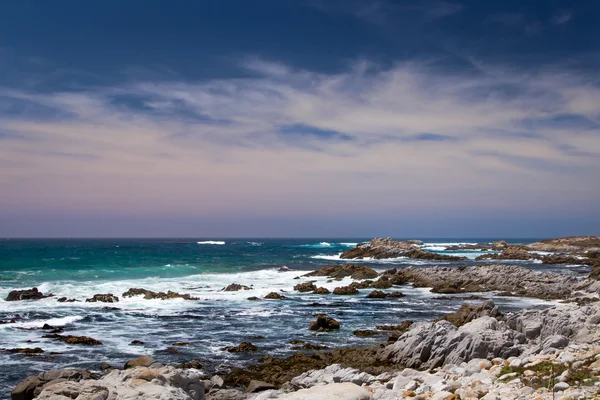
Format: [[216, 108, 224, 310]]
[[552, 10, 573, 25], [0, 58, 599, 219]]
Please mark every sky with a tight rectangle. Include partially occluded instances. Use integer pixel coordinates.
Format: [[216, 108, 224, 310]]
[[0, 0, 599, 238]]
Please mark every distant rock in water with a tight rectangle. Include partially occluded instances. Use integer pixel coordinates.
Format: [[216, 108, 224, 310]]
[[294, 282, 317, 292], [333, 285, 359, 295], [222, 283, 251, 292], [6, 288, 51, 301], [122, 288, 199, 300], [526, 236, 600, 252], [476, 245, 535, 261], [309, 314, 340, 332], [222, 342, 258, 352], [42, 334, 103, 346], [264, 292, 286, 299], [85, 293, 119, 303], [340, 238, 467, 261], [312, 287, 331, 295], [303, 264, 378, 280]]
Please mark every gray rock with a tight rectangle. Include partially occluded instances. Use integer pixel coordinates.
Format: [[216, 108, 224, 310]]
[[278, 382, 372, 400], [542, 335, 569, 350], [124, 355, 155, 369], [11, 376, 43, 400], [246, 381, 276, 393]]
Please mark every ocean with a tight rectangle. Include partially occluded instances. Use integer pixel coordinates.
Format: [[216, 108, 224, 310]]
[[0, 238, 588, 396]]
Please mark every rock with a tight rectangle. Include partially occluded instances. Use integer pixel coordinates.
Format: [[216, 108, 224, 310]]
[[122, 287, 199, 300], [476, 245, 535, 261], [541, 254, 586, 265], [366, 290, 405, 298], [247, 296, 260, 301], [393, 264, 581, 299], [11, 376, 43, 400], [554, 382, 570, 391], [333, 286, 359, 295], [222, 342, 258, 352], [85, 293, 119, 303], [246, 380, 276, 393], [278, 382, 372, 400], [309, 314, 340, 332], [42, 334, 103, 346], [222, 283, 251, 292], [303, 264, 379, 280], [294, 282, 317, 292], [6, 288, 50, 301], [5, 348, 44, 355], [368, 277, 394, 289], [441, 300, 499, 327], [312, 287, 330, 295], [264, 292, 286, 300], [57, 297, 78, 302], [340, 238, 467, 261], [278, 267, 290, 272], [352, 330, 385, 337], [541, 335, 569, 350], [124, 355, 155, 369], [291, 343, 329, 350], [526, 236, 600, 252], [130, 340, 144, 345], [211, 375, 224, 389], [491, 240, 508, 250], [177, 360, 203, 369]]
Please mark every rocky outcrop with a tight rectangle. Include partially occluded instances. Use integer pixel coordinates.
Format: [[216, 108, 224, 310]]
[[3, 347, 44, 355], [491, 240, 509, 250], [439, 300, 499, 327], [475, 245, 535, 261], [366, 290, 405, 298], [222, 284, 250, 292], [124, 355, 156, 369], [222, 342, 258, 353], [26, 364, 205, 400], [309, 314, 340, 332], [293, 282, 317, 292], [122, 288, 199, 300], [340, 238, 467, 261], [526, 236, 600, 252], [12, 369, 92, 400], [85, 293, 119, 303], [42, 334, 103, 346], [391, 264, 584, 299], [303, 264, 378, 280], [332, 285, 359, 295], [5, 288, 51, 301], [541, 254, 586, 265]]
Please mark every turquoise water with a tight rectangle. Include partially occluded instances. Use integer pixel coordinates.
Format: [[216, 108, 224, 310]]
[[0, 238, 584, 397]]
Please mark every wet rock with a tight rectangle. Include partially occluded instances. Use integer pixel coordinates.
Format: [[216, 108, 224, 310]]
[[223, 342, 258, 352], [6, 288, 51, 302], [291, 343, 329, 350], [122, 287, 199, 300], [246, 380, 276, 393], [369, 277, 394, 289], [541, 254, 586, 265], [278, 266, 290, 272], [56, 297, 78, 303], [130, 340, 144, 345], [366, 290, 405, 298], [352, 330, 386, 337], [476, 245, 535, 261], [85, 293, 119, 303], [293, 282, 317, 292], [376, 321, 413, 332], [491, 240, 509, 250], [349, 280, 373, 289], [309, 314, 340, 332], [312, 287, 330, 295], [247, 296, 260, 301], [172, 342, 191, 347], [4, 348, 44, 355], [304, 264, 379, 280], [177, 360, 203, 369], [333, 285, 359, 295], [264, 292, 286, 300], [11, 375, 43, 400], [124, 355, 155, 369], [222, 283, 251, 292], [42, 334, 103, 346]]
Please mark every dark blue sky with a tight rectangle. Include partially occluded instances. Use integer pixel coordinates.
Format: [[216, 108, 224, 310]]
[[0, 0, 599, 237]]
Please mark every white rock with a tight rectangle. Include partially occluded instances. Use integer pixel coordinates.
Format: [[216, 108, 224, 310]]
[[554, 382, 570, 392], [278, 383, 373, 400]]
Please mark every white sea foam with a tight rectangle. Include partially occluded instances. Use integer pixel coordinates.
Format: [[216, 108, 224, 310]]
[[339, 242, 358, 247], [247, 242, 263, 246], [7, 315, 84, 329], [197, 241, 225, 245], [310, 253, 413, 264]]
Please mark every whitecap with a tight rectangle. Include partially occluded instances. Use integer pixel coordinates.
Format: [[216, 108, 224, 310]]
[[197, 241, 225, 245], [6, 315, 84, 329], [339, 242, 358, 247]]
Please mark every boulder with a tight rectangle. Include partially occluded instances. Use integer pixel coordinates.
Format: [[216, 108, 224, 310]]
[[312, 287, 330, 295], [124, 355, 156, 369], [491, 240, 508, 250], [332, 286, 359, 295], [85, 293, 119, 303], [366, 290, 405, 299], [11, 376, 42, 400], [245, 380, 276, 393], [294, 282, 317, 293], [441, 300, 499, 327], [6, 288, 50, 301], [309, 314, 340, 332], [222, 284, 251, 292], [278, 382, 372, 400], [264, 292, 286, 300]]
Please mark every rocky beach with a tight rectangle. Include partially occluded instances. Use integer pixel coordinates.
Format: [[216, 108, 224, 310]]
[[4, 236, 600, 400]]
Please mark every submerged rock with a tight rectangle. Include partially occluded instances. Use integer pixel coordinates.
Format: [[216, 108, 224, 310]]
[[223, 342, 258, 353], [309, 314, 340, 332], [4, 347, 44, 355], [42, 334, 103, 346], [6, 288, 51, 302]]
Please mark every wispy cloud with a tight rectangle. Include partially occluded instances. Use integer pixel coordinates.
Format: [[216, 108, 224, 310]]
[[0, 58, 599, 216], [552, 10, 573, 25]]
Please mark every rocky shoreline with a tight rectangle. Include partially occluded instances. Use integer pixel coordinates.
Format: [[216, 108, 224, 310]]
[[9, 236, 600, 400]]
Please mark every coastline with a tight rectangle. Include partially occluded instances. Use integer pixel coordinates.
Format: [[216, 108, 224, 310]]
[[6, 236, 600, 399]]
